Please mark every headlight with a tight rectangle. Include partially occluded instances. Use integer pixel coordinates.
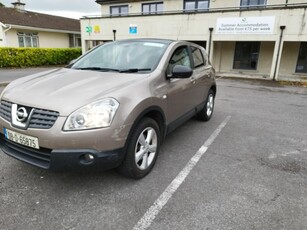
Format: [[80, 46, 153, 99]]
[[63, 98, 119, 131]]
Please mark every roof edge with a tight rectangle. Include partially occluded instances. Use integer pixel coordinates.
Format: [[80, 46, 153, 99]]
[[7, 24, 81, 34], [96, 0, 153, 5], [11, 2, 26, 5]]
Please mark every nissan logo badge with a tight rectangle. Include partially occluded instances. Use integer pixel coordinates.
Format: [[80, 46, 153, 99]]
[[16, 107, 28, 122]]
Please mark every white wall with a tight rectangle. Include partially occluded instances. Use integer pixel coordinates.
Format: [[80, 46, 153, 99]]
[[279, 42, 301, 77], [39, 31, 69, 48], [98, 0, 303, 15], [81, 8, 307, 42], [100, 0, 184, 15], [3, 28, 71, 48], [5, 29, 19, 47], [0, 25, 5, 47]]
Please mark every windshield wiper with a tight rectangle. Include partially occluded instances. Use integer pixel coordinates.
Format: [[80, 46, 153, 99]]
[[75, 67, 120, 72], [119, 68, 152, 73], [75, 67, 151, 73]]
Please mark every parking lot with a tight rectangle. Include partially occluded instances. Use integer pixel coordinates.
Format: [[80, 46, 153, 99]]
[[0, 77, 306, 230]]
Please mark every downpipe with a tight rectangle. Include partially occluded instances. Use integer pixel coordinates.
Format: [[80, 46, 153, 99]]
[[3, 25, 12, 33], [273, 25, 286, 81], [113, 29, 116, 41], [208, 27, 214, 61]]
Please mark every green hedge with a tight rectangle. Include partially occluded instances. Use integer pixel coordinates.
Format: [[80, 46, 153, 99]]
[[0, 47, 82, 68]]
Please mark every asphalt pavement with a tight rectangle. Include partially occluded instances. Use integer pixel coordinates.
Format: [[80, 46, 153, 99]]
[[0, 73, 307, 229]]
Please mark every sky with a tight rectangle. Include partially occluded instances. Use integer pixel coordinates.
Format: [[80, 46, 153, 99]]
[[1, 0, 101, 19]]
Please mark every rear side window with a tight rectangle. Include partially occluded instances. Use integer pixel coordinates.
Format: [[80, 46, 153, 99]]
[[191, 46, 205, 68]]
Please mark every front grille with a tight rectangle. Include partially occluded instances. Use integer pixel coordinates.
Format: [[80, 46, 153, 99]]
[[0, 135, 52, 169], [0, 100, 59, 129], [0, 100, 12, 122], [29, 109, 59, 129]]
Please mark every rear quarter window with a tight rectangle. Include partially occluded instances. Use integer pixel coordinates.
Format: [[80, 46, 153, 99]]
[[191, 46, 205, 68]]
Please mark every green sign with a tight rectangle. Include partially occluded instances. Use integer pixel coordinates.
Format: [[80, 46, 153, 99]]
[[86, 26, 93, 33]]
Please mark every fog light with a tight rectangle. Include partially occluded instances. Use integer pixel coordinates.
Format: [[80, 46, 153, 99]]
[[80, 153, 95, 165], [86, 153, 94, 161]]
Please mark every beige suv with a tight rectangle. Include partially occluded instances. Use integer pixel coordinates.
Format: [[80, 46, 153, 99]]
[[0, 39, 216, 179]]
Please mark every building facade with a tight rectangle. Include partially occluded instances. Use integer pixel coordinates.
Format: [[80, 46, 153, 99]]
[[0, 1, 81, 49], [80, 0, 307, 81]]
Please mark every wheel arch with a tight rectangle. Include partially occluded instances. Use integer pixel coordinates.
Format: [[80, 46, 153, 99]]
[[120, 106, 166, 165], [129, 106, 166, 142], [210, 84, 217, 97]]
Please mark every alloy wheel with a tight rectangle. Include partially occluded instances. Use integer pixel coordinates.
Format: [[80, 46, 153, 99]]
[[135, 127, 158, 170], [206, 93, 214, 117]]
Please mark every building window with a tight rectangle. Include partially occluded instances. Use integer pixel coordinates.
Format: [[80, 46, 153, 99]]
[[296, 42, 307, 73], [142, 2, 163, 14], [110, 5, 128, 16], [241, 0, 266, 7], [69, 34, 81, 48], [17, 32, 39, 47], [233, 42, 260, 70], [184, 0, 209, 11]]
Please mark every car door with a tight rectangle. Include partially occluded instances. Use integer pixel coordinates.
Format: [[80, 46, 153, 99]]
[[165, 45, 199, 124], [189, 45, 213, 104]]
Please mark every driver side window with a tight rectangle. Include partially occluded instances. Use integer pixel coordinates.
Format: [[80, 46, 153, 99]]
[[168, 46, 191, 75]]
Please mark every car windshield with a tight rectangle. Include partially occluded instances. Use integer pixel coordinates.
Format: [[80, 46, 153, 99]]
[[71, 40, 169, 73]]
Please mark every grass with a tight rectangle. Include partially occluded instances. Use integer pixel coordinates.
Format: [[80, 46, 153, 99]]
[[0, 83, 8, 87]]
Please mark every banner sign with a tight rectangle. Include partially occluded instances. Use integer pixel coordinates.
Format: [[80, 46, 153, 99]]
[[216, 16, 275, 35]]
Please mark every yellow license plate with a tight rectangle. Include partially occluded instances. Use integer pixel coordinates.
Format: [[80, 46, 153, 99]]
[[4, 128, 39, 149]]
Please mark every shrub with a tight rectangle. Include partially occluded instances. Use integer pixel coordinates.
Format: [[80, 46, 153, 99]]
[[0, 47, 82, 68]]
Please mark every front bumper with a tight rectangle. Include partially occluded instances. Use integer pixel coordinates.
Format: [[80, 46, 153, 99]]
[[0, 135, 125, 171]]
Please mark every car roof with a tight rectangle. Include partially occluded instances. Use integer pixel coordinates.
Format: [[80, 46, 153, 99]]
[[114, 39, 204, 48], [115, 38, 174, 45]]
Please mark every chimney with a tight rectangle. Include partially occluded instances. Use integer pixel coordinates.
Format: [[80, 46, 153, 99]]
[[12, 0, 26, 11]]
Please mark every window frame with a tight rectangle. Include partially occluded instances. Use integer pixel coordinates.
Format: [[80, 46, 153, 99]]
[[295, 42, 307, 74], [233, 41, 261, 70], [69, 34, 81, 48], [110, 5, 129, 16], [240, 0, 267, 8], [190, 46, 205, 69], [167, 45, 193, 76], [17, 32, 39, 48], [183, 0, 210, 11], [142, 2, 163, 14]]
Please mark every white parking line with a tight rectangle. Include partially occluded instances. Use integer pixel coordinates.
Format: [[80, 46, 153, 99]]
[[133, 116, 231, 230]]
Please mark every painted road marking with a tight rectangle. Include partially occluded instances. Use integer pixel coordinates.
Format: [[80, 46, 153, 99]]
[[133, 116, 232, 230]]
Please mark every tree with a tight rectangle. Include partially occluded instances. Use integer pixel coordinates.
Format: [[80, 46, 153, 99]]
[[0, 2, 5, 7]]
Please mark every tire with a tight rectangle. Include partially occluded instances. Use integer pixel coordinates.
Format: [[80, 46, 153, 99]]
[[197, 89, 215, 121], [118, 117, 160, 179]]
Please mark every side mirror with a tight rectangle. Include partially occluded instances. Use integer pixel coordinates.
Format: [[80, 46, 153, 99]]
[[169, 65, 193, 79]]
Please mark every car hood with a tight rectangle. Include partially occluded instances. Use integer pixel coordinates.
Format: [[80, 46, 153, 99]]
[[2, 68, 147, 116]]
